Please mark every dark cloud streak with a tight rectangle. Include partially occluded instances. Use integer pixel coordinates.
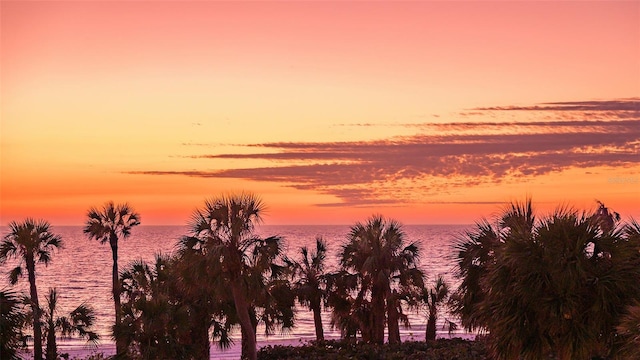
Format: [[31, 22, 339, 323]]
[[129, 100, 640, 207]]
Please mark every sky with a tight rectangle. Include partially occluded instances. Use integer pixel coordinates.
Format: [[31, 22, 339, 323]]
[[1, 1, 639, 226]]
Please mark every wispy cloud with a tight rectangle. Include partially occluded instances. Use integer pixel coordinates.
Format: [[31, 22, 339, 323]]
[[128, 99, 640, 207], [472, 98, 639, 112]]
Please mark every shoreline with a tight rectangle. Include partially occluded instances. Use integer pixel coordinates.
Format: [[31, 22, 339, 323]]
[[50, 332, 476, 359]]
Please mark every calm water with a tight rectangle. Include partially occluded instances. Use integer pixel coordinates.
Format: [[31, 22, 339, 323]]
[[0, 224, 471, 358]]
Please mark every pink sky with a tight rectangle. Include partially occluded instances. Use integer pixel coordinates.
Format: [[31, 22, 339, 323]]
[[1, 1, 639, 225]]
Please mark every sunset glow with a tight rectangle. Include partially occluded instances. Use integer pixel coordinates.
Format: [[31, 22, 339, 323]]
[[1, 1, 638, 225]]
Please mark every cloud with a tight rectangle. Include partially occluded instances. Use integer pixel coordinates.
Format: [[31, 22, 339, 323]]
[[470, 98, 639, 120], [473, 98, 639, 111], [128, 99, 640, 207]]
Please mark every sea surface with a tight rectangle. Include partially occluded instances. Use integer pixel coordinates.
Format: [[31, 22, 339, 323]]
[[0, 225, 472, 359]]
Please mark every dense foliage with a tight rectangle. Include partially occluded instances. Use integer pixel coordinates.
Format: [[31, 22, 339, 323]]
[[0, 289, 28, 360], [451, 200, 640, 360], [257, 338, 487, 360]]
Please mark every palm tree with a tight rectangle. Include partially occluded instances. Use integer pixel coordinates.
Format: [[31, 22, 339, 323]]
[[325, 270, 362, 341], [617, 302, 640, 359], [293, 236, 328, 341], [170, 249, 235, 359], [0, 289, 28, 360], [450, 219, 500, 331], [339, 215, 423, 344], [453, 200, 640, 359], [181, 193, 292, 360], [423, 275, 449, 341], [84, 201, 140, 357], [42, 288, 99, 360], [616, 220, 640, 358], [119, 254, 231, 359], [0, 219, 63, 360]]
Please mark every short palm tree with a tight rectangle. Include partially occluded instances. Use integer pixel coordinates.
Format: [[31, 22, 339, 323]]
[[119, 254, 231, 359], [0, 219, 63, 360], [42, 288, 99, 360], [423, 275, 449, 341], [293, 237, 328, 341], [453, 200, 640, 359], [0, 289, 28, 360], [339, 215, 423, 344], [84, 201, 140, 357], [615, 220, 640, 358]]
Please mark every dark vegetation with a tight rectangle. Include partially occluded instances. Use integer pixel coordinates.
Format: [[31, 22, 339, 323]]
[[2, 195, 640, 360], [257, 338, 488, 360]]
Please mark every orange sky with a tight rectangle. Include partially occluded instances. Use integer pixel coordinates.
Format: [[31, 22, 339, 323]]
[[1, 1, 639, 225]]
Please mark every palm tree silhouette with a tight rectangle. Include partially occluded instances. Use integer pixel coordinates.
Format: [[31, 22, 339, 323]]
[[0, 219, 63, 360], [339, 215, 423, 344], [293, 237, 328, 341], [423, 275, 449, 341], [42, 288, 99, 360], [83, 201, 140, 357], [453, 200, 640, 359], [182, 193, 289, 360], [0, 289, 28, 360], [120, 254, 219, 359]]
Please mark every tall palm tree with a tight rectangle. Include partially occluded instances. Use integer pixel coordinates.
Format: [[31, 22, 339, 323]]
[[182, 193, 291, 360], [42, 288, 99, 360], [84, 201, 140, 357], [0, 219, 63, 360], [339, 215, 423, 344], [293, 237, 328, 341]]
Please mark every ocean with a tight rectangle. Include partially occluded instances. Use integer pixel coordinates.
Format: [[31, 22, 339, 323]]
[[0, 224, 472, 359]]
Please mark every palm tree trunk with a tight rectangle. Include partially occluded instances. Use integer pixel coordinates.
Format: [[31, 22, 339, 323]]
[[193, 307, 210, 360], [371, 286, 386, 344], [387, 296, 401, 344], [231, 282, 257, 360], [46, 316, 57, 360], [311, 301, 324, 341], [110, 237, 125, 357], [26, 255, 43, 360], [241, 320, 258, 360], [426, 308, 437, 341]]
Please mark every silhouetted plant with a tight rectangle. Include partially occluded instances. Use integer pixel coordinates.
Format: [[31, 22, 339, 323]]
[[615, 220, 640, 359], [41, 288, 99, 360], [257, 338, 488, 360], [0, 289, 28, 360], [84, 202, 140, 358], [119, 254, 230, 359], [331, 215, 424, 344], [0, 219, 63, 360], [422, 275, 449, 341], [452, 200, 640, 359], [178, 193, 294, 360], [292, 236, 328, 341]]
